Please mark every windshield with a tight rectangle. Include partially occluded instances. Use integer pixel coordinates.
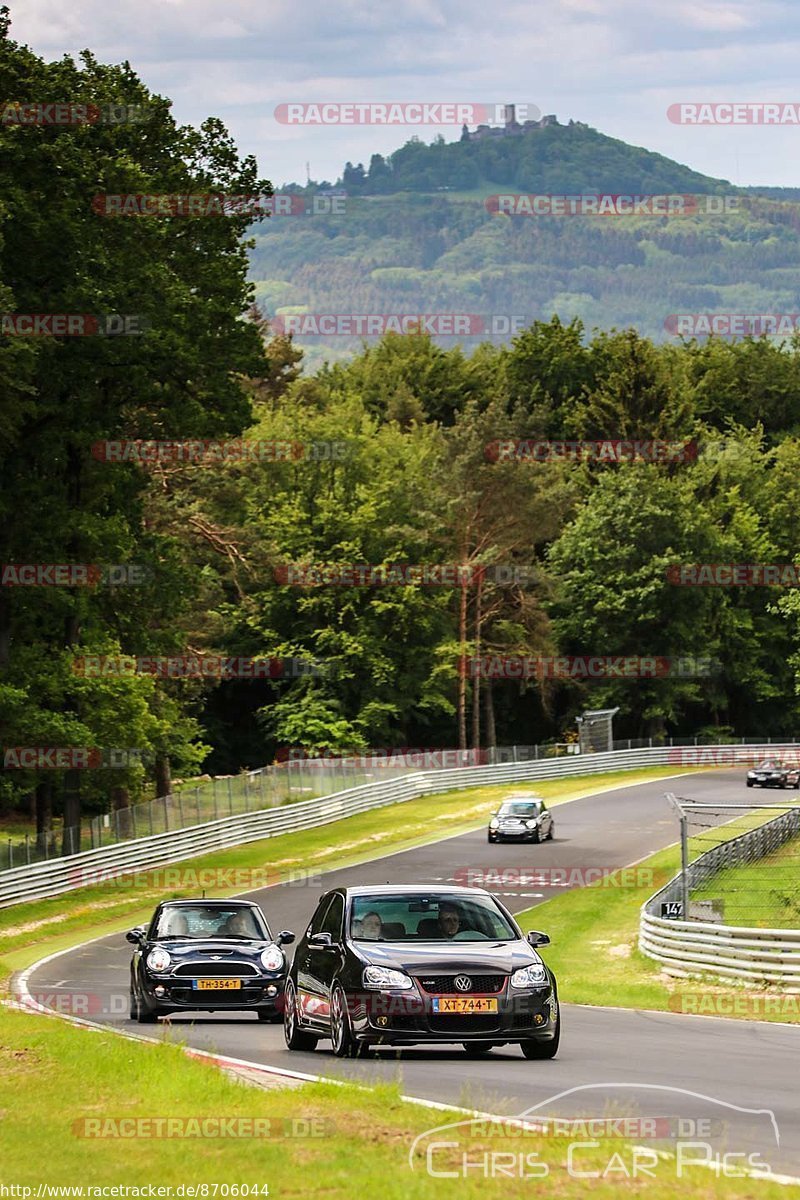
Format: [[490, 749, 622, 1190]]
[[757, 761, 781, 770], [153, 906, 267, 940], [349, 894, 517, 942], [498, 800, 543, 816]]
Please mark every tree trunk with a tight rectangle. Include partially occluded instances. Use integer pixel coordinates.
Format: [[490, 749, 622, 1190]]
[[155, 752, 172, 799], [35, 780, 52, 854], [471, 568, 483, 750], [112, 785, 132, 838], [483, 678, 497, 751], [457, 575, 468, 750], [60, 769, 80, 856]]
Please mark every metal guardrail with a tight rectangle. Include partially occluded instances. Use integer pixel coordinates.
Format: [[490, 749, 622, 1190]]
[[640, 807, 800, 985], [0, 744, 689, 908]]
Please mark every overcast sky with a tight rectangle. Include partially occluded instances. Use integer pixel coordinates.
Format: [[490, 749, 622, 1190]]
[[9, 0, 800, 187]]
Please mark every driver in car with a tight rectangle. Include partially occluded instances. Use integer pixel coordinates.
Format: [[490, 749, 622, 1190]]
[[437, 902, 462, 938]]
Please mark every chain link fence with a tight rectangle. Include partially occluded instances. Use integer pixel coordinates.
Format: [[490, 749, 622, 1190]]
[[5, 733, 800, 872]]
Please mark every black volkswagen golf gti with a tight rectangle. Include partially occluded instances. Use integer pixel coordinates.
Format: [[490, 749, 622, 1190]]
[[283, 885, 558, 1059], [127, 899, 294, 1022]]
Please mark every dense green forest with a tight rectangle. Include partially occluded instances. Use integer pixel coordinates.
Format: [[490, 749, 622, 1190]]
[[5, 17, 800, 842]]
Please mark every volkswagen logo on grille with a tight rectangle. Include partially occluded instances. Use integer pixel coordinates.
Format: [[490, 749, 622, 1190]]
[[454, 975, 472, 992]]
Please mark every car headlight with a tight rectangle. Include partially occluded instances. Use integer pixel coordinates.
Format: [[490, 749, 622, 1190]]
[[362, 965, 413, 990], [489, 819, 499, 829], [525, 819, 539, 829], [146, 947, 171, 972], [260, 945, 285, 972], [510, 964, 548, 988], [747, 771, 755, 777]]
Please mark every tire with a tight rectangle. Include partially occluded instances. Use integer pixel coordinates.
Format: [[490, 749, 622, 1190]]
[[521, 1013, 560, 1060], [487, 834, 495, 843], [283, 980, 318, 1051], [463, 1041, 494, 1055], [530, 828, 540, 844], [258, 1010, 284, 1023], [330, 983, 368, 1058], [794, 779, 799, 790], [131, 986, 157, 1024], [547, 822, 555, 841], [746, 780, 753, 787]]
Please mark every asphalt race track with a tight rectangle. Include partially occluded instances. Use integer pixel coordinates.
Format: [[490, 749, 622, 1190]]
[[24, 770, 800, 1177]]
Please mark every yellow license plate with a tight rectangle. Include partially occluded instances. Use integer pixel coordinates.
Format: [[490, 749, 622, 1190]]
[[193, 978, 242, 991], [432, 997, 498, 1014]]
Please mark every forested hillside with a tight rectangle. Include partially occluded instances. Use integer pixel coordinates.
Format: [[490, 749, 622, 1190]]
[[251, 123, 800, 365]]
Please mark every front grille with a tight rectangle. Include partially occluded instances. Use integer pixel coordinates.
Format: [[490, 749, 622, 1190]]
[[173, 962, 258, 977], [428, 1014, 501, 1033], [416, 974, 505, 995], [169, 988, 263, 1005]]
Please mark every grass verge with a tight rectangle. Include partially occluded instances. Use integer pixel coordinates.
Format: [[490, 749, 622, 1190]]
[[0, 765, 688, 976], [515, 830, 800, 1023], [693, 832, 800, 929], [0, 1002, 789, 1195]]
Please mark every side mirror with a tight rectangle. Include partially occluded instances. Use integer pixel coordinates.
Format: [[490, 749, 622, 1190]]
[[308, 931, 333, 948], [277, 930, 295, 946], [126, 927, 145, 945], [527, 930, 551, 948]]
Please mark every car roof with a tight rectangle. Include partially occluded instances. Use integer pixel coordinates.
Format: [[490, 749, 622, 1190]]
[[157, 898, 260, 908], [336, 884, 492, 898], [500, 793, 543, 800]]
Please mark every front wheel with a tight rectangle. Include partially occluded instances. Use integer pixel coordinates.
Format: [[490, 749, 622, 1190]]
[[547, 823, 555, 841], [521, 1014, 560, 1060], [746, 780, 753, 787], [283, 981, 318, 1051], [131, 986, 157, 1024], [331, 984, 368, 1058], [258, 1010, 284, 1023]]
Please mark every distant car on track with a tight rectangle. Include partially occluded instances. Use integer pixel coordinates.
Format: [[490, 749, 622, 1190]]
[[126, 898, 295, 1023], [487, 793, 554, 843], [283, 884, 559, 1059], [746, 759, 800, 789]]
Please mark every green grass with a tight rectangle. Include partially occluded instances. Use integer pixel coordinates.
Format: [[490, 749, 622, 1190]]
[[0, 765, 688, 974], [515, 817, 800, 1022], [0, 1003, 789, 1195], [693, 831, 800, 928]]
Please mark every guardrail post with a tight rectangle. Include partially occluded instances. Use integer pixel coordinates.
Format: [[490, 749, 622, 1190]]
[[148, 800, 154, 836], [680, 811, 689, 919], [163, 795, 169, 831], [25, 834, 30, 864]]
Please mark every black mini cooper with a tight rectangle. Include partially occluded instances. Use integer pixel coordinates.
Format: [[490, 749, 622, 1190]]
[[283, 885, 559, 1059], [127, 899, 294, 1022]]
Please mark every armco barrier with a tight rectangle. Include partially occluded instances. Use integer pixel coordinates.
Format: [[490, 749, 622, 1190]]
[[0, 745, 694, 908], [640, 807, 800, 986], [0, 741, 792, 911]]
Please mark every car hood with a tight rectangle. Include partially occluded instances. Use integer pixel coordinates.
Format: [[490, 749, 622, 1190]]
[[354, 940, 541, 974], [149, 939, 272, 958]]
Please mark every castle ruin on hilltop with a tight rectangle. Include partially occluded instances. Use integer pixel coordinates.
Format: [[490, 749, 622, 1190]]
[[463, 106, 583, 141]]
